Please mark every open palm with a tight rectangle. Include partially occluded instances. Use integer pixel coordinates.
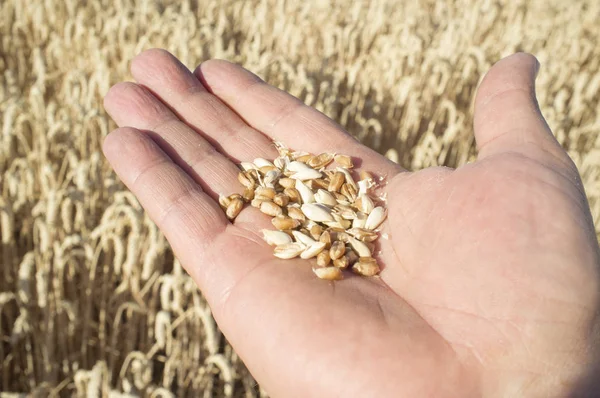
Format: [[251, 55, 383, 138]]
[[103, 50, 600, 397]]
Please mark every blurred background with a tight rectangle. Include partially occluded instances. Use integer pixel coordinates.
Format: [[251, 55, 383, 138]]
[[0, 0, 599, 396]]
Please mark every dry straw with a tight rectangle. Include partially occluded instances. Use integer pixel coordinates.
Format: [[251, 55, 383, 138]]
[[1, 0, 599, 396]]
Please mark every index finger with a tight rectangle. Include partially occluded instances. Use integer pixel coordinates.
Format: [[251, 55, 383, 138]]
[[195, 60, 403, 176]]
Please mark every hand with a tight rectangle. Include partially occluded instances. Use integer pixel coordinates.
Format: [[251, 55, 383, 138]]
[[103, 50, 600, 397]]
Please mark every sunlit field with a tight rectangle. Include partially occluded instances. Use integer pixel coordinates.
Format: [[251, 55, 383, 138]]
[[1, 0, 599, 395]]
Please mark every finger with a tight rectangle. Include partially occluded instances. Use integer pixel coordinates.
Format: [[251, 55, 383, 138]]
[[102, 127, 228, 253], [195, 59, 402, 175], [129, 49, 279, 162], [102, 127, 271, 291], [473, 53, 573, 170], [103, 81, 242, 199]]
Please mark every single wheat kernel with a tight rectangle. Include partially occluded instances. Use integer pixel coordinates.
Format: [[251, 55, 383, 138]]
[[272, 215, 301, 230], [256, 186, 276, 199], [315, 189, 337, 207], [354, 194, 374, 214], [302, 203, 334, 222], [243, 187, 255, 201], [312, 179, 330, 190], [273, 193, 289, 207], [262, 230, 293, 246], [319, 230, 332, 248], [328, 172, 345, 192], [300, 242, 326, 259], [283, 187, 301, 204], [226, 198, 244, 220], [295, 180, 315, 204], [334, 154, 353, 169], [219, 195, 231, 209], [313, 266, 343, 280], [238, 171, 255, 188], [348, 237, 371, 257], [341, 183, 358, 202], [278, 178, 296, 189], [287, 206, 306, 221], [309, 224, 323, 240], [292, 231, 316, 245], [260, 201, 283, 216], [329, 241, 345, 260], [364, 206, 387, 230], [333, 256, 348, 269], [352, 257, 380, 276], [316, 251, 331, 267], [274, 242, 306, 259], [308, 153, 334, 169]]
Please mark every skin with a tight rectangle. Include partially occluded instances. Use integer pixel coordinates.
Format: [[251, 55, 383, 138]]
[[103, 50, 600, 397]]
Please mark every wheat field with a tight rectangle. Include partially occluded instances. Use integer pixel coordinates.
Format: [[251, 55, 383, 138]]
[[1, 0, 599, 396]]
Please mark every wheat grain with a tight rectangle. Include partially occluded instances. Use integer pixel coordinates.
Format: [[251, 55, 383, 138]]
[[312, 266, 343, 280], [329, 241, 346, 261], [352, 257, 381, 277], [259, 201, 283, 217], [333, 155, 353, 169], [301, 203, 335, 222], [273, 243, 306, 259], [364, 207, 387, 230], [225, 198, 244, 220], [295, 180, 315, 204], [300, 242, 327, 259], [328, 172, 345, 192], [307, 153, 334, 169], [291, 231, 317, 245], [262, 230, 293, 246]]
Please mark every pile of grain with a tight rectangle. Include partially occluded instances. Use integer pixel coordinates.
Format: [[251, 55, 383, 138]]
[[1, 0, 599, 395], [225, 148, 387, 280]]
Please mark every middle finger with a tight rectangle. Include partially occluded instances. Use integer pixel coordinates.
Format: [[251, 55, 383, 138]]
[[103, 81, 242, 199], [129, 49, 279, 163]]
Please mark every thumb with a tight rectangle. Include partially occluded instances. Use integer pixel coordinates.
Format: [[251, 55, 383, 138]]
[[473, 53, 567, 165]]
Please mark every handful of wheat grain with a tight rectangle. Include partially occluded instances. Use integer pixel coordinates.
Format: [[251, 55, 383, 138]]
[[219, 143, 387, 281]]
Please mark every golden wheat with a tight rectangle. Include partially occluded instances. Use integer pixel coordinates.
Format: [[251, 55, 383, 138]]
[[1, 0, 599, 396]]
